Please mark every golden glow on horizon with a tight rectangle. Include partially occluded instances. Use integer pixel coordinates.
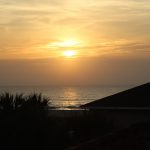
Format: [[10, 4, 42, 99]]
[[0, 0, 150, 60], [63, 50, 76, 57]]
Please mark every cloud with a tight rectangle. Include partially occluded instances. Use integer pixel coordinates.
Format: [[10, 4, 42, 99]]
[[0, 0, 150, 59], [0, 54, 150, 86], [0, 38, 150, 59]]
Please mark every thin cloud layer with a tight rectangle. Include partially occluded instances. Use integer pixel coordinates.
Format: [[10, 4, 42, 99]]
[[0, 0, 150, 85], [0, 0, 150, 59]]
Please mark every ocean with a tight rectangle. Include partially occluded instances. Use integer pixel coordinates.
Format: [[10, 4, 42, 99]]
[[0, 86, 131, 108]]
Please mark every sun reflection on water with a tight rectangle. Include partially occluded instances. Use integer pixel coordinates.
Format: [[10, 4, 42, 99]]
[[61, 87, 78, 108]]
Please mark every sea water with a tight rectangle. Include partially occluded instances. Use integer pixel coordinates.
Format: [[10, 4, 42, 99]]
[[0, 86, 131, 108]]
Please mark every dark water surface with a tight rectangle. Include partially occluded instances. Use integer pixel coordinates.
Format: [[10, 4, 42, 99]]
[[0, 86, 131, 108]]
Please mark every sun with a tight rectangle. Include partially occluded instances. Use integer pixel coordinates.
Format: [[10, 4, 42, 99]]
[[63, 50, 76, 57], [47, 39, 80, 57]]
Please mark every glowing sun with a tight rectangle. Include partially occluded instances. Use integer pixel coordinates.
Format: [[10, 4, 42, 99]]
[[63, 50, 76, 57]]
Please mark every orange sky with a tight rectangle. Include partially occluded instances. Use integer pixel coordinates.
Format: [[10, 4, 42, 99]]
[[0, 0, 150, 86]]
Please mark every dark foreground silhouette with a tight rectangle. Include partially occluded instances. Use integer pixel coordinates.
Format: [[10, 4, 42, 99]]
[[81, 82, 150, 108], [0, 93, 49, 150], [1, 83, 150, 150], [68, 121, 150, 150], [0, 93, 112, 150]]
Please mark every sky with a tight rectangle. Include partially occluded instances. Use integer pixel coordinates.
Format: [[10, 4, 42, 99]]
[[0, 0, 150, 86]]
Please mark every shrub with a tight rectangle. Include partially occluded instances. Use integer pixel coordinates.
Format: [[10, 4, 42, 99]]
[[0, 92, 49, 111]]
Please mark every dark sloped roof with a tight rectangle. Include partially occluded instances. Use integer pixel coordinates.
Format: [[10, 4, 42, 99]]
[[81, 83, 150, 108]]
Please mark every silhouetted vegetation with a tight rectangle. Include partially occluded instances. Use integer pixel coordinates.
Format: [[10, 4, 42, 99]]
[[0, 93, 50, 150], [0, 92, 113, 150], [3, 91, 150, 150], [0, 92, 49, 112]]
